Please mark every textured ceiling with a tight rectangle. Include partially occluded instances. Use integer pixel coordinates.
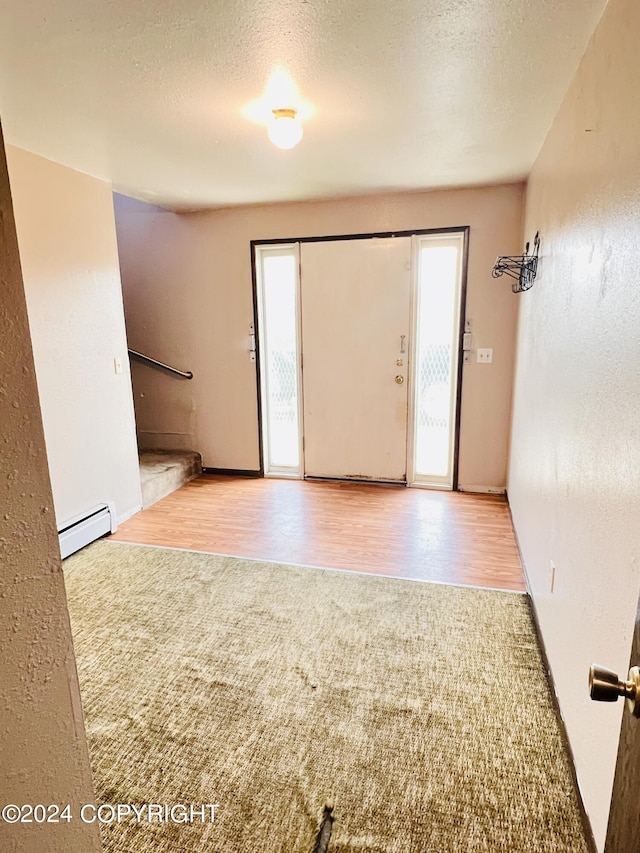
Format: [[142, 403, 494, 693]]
[[0, 0, 607, 209]]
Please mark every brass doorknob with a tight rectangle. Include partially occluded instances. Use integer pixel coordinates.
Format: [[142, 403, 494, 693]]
[[589, 664, 640, 717], [395, 375, 404, 385]]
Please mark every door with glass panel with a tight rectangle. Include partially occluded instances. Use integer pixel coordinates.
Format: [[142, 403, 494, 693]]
[[255, 231, 465, 488], [255, 244, 303, 476], [409, 233, 465, 489]]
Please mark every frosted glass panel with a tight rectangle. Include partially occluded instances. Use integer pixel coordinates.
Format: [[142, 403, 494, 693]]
[[261, 253, 300, 470], [414, 243, 460, 482]]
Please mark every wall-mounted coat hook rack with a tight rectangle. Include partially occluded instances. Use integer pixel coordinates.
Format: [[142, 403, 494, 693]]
[[492, 232, 540, 293]]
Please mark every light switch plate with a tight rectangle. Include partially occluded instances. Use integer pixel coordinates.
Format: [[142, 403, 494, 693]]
[[477, 348, 493, 364], [114, 356, 123, 374]]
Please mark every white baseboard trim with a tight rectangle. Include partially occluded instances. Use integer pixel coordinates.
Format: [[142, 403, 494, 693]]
[[457, 485, 507, 495]]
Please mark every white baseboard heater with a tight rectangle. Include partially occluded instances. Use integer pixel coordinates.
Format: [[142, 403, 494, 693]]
[[58, 502, 117, 559]]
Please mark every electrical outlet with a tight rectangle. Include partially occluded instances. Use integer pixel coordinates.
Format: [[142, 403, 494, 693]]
[[550, 561, 556, 594], [477, 348, 493, 364]]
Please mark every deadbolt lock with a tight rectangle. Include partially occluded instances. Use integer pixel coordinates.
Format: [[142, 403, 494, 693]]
[[589, 664, 640, 717], [395, 375, 404, 385]]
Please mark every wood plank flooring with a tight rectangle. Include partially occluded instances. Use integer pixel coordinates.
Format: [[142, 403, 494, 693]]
[[110, 476, 526, 591]]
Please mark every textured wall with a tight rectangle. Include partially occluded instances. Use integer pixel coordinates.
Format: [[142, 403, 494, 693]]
[[508, 0, 640, 846], [7, 146, 142, 527], [0, 128, 100, 851], [115, 183, 524, 489]]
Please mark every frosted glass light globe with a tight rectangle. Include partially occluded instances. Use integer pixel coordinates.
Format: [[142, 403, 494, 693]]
[[268, 108, 303, 149]]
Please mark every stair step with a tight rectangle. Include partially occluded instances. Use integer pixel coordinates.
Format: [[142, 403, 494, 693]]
[[139, 450, 202, 509]]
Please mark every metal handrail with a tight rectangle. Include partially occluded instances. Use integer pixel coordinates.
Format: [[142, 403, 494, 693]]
[[128, 349, 193, 380]]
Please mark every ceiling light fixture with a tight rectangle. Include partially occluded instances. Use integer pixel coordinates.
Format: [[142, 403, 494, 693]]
[[268, 108, 303, 149]]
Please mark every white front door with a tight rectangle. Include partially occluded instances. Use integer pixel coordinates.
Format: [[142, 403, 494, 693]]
[[300, 237, 412, 482]]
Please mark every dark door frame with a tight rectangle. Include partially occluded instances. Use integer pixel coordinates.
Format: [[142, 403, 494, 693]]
[[250, 225, 470, 490]]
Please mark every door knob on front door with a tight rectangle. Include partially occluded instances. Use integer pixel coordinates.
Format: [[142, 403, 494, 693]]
[[589, 664, 640, 717], [395, 375, 404, 385]]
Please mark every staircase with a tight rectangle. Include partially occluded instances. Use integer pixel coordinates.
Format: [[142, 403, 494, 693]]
[[139, 450, 202, 509]]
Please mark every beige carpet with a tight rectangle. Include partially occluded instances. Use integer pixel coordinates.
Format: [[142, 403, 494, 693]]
[[64, 541, 589, 853]]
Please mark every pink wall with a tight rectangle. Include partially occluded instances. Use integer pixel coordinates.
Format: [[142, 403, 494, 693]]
[[7, 146, 142, 527], [0, 130, 100, 853], [116, 182, 524, 489], [508, 0, 640, 845]]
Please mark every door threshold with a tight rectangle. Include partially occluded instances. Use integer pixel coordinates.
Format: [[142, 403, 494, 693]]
[[304, 475, 407, 487], [409, 481, 453, 491]]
